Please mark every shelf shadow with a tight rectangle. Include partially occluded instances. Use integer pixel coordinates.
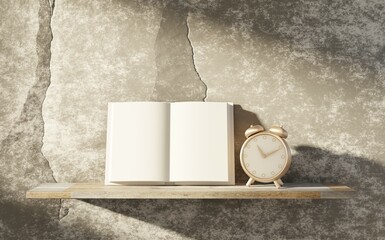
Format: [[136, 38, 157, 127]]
[[0, 190, 103, 239], [82, 145, 385, 238]]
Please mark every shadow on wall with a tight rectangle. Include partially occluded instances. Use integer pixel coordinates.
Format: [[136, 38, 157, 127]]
[[0, 198, 104, 239], [1, 0, 383, 239], [2, 105, 381, 239], [187, 0, 385, 69], [83, 147, 385, 239], [233, 104, 262, 184], [81, 107, 385, 239]]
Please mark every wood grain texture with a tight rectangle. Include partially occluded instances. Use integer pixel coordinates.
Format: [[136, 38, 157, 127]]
[[26, 183, 355, 199]]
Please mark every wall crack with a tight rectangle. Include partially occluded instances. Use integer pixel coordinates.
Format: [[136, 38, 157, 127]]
[[186, 12, 207, 102], [37, 0, 69, 222]]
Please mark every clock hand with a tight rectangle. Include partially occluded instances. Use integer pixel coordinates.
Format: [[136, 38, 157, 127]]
[[257, 145, 266, 159], [265, 148, 281, 158]]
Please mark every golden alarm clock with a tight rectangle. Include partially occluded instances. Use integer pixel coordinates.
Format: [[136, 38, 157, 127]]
[[240, 125, 292, 188]]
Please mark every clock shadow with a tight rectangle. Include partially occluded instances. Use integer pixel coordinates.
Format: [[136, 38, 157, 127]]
[[283, 145, 381, 188], [81, 146, 385, 239]]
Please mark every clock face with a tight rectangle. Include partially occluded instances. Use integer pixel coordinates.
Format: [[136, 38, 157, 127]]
[[241, 133, 290, 182]]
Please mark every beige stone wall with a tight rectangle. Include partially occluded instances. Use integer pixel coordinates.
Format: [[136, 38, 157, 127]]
[[1, 0, 384, 239]]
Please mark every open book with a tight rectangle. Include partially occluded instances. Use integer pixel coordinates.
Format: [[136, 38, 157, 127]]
[[105, 102, 234, 185]]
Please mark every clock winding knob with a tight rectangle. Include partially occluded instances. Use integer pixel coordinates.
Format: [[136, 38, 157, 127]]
[[245, 125, 265, 138], [269, 125, 288, 139]]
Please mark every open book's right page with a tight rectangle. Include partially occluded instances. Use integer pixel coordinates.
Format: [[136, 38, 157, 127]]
[[169, 102, 234, 185]]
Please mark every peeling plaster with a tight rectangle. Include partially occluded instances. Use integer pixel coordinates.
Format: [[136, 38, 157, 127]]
[[39, 0, 63, 221], [1, 0, 385, 238], [151, 4, 206, 101], [41, 0, 56, 182], [186, 11, 207, 102], [0, 0, 61, 238]]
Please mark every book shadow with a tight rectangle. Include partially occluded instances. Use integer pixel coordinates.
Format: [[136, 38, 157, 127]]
[[233, 104, 263, 184], [80, 110, 385, 238]]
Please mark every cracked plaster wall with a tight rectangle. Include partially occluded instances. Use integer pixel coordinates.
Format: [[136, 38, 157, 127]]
[[1, 0, 385, 239]]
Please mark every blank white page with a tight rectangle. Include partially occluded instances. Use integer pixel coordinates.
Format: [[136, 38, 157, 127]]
[[105, 102, 170, 184], [169, 102, 234, 185]]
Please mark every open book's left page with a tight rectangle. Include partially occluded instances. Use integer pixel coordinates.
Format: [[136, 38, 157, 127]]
[[105, 102, 170, 185]]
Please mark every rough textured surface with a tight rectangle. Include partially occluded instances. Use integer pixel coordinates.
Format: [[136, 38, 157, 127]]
[[1, 0, 385, 239], [0, 1, 39, 142], [42, 0, 162, 183], [150, 2, 206, 101], [0, 0, 60, 239]]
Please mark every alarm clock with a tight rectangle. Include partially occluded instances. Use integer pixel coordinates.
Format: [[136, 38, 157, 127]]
[[240, 125, 292, 188]]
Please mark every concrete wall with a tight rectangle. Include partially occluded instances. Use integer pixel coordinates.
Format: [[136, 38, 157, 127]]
[[1, 0, 384, 239]]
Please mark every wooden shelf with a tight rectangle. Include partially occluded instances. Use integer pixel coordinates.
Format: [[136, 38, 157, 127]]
[[26, 183, 354, 199]]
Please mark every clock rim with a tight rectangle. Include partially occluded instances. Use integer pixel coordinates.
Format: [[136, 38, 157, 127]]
[[240, 132, 292, 183]]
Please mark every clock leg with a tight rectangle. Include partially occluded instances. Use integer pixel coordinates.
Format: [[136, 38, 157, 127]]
[[273, 180, 282, 189], [277, 178, 283, 186], [246, 178, 255, 187]]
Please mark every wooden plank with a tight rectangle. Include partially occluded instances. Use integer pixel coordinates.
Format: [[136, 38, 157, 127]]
[[26, 183, 73, 199], [26, 183, 355, 199]]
